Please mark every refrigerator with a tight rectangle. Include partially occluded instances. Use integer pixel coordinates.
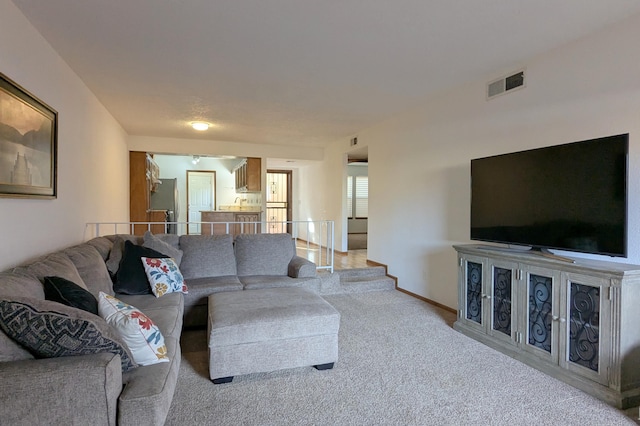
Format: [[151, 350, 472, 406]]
[[150, 178, 179, 234]]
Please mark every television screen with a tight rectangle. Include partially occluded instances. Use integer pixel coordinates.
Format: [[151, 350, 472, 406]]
[[470, 134, 628, 257]]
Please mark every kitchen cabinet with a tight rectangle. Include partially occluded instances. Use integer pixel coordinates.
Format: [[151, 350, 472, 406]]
[[234, 158, 261, 193], [129, 151, 161, 235], [200, 211, 261, 236], [454, 244, 640, 408]]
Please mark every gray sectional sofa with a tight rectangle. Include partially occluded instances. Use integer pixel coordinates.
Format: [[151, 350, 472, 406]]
[[0, 232, 318, 425], [181, 233, 319, 327]]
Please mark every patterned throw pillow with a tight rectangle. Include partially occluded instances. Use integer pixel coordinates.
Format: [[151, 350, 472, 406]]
[[141, 257, 188, 298], [98, 292, 169, 366], [0, 298, 137, 372]]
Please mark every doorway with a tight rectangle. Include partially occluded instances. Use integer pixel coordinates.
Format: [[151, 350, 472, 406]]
[[266, 170, 292, 234], [347, 146, 368, 250], [187, 171, 216, 234]]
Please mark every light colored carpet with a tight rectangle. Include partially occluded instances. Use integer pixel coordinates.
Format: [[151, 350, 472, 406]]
[[167, 290, 637, 425]]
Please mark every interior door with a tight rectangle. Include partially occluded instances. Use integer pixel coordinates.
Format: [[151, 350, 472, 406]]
[[266, 170, 292, 234], [187, 171, 215, 234]]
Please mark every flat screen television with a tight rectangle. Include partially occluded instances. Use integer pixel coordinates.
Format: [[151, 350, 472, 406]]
[[470, 133, 629, 257]]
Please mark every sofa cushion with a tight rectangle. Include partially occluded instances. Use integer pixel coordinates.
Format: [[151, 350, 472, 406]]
[[44, 276, 99, 315], [119, 336, 181, 426], [0, 298, 136, 372], [64, 244, 114, 298], [116, 291, 184, 314], [85, 236, 114, 261], [153, 234, 180, 250], [143, 231, 183, 265], [154, 233, 180, 249], [208, 287, 340, 346], [182, 276, 243, 307], [0, 329, 34, 361], [98, 293, 169, 366], [105, 235, 142, 276], [0, 271, 45, 300], [240, 275, 319, 291], [14, 252, 88, 291], [113, 241, 168, 295], [0, 272, 41, 360], [235, 233, 295, 276], [116, 292, 184, 340], [178, 235, 237, 279], [141, 257, 188, 297]]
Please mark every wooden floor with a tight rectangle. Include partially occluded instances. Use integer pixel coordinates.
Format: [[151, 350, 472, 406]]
[[334, 249, 370, 269], [296, 245, 370, 270]]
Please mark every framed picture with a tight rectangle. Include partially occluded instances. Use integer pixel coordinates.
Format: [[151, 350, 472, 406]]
[[0, 73, 57, 198]]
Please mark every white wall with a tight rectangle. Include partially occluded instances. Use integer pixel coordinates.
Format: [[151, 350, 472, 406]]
[[297, 143, 348, 251], [0, 0, 128, 270], [314, 13, 640, 309]]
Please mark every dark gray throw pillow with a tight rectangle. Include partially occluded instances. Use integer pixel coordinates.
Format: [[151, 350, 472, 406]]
[[113, 240, 168, 295], [44, 276, 99, 315], [0, 298, 137, 372]]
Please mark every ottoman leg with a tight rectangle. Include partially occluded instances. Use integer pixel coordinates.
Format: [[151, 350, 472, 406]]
[[212, 376, 233, 384], [314, 362, 334, 371]]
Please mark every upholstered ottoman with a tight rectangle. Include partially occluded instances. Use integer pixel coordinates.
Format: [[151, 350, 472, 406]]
[[208, 287, 340, 383]]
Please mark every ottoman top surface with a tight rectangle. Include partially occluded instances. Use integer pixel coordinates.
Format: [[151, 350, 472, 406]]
[[208, 288, 340, 346]]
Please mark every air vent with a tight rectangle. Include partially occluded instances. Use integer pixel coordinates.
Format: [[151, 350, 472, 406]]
[[487, 69, 525, 99]]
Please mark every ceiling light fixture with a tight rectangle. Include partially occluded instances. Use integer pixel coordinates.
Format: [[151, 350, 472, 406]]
[[191, 121, 210, 131], [192, 155, 200, 164]]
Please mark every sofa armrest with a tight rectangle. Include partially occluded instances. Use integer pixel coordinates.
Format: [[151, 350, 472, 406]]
[[0, 353, 122, 426], [288, 255, 317, 278]]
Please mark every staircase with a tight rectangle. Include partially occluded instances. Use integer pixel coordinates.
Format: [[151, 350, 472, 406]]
[[334, 266, 396, 293]]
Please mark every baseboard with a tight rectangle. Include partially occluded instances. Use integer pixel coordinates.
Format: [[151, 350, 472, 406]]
[[396, 287, 457, 314], [362, 260, 456, 314], [365, 259, 390, 269]]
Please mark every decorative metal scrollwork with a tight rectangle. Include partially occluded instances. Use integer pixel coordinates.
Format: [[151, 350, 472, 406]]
[[493, 267, 512, 336], [569, 283, 600, 372], [466, 262, 482, 324], [528, 274, 552, 353]]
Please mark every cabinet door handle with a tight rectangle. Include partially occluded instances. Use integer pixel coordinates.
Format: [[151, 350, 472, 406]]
[[552, 316, 566, 323], [482, 294, 492, 300]]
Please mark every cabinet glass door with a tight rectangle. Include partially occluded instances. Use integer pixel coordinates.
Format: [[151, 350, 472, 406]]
[[569, 282, 600, 370], [528, 274, 553, 352], [465, 261, 483, 324], [488, 262, 517, 346], [492, 266, 512, 335], [459, 255, 487, 332], [522, 267, 559, 363], [560, 273, 610, 385]]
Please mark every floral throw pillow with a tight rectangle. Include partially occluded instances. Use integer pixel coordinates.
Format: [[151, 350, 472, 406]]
[[97, 292, 169, 366], [141, 257, 188, 298]]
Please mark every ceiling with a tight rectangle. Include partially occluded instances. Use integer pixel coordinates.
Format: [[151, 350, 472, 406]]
[[12, 1, 640, 149]]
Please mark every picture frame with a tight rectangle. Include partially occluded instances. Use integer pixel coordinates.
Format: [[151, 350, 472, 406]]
[[0, 73, 57, 199]]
